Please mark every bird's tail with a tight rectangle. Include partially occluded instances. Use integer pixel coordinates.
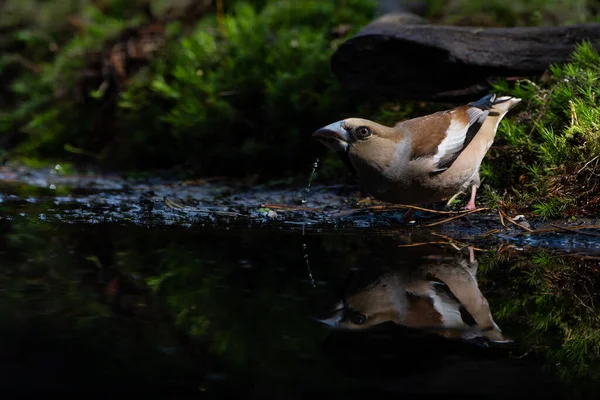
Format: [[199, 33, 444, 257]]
[[468, 93, 522, 116], [489, 95, 522, 116]]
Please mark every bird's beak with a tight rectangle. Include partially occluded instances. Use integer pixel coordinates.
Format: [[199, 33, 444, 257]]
[[312, 121, 350, 152], [310, 300, 344, 327]]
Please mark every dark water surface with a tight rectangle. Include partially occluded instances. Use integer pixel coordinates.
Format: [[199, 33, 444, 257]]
[[1, 166, 600, 397]]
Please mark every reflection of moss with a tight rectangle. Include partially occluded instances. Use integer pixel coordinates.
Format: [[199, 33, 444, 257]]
[[2, 217, 600, 395], [477, 249, 600, 395], [0, 220, 202, 391], [118, 230, 345, 381]]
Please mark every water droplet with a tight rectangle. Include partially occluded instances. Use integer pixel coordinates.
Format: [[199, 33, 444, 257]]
[[312, 162, 318, 168], [260, 204, 266, 208], [301, 198, 307, 204], [49, 184, 56, 190], [304, 188, 310, 193], [54, 164, 62, 171], [302, 244, 307, 249], [303, 254, 309, 259]]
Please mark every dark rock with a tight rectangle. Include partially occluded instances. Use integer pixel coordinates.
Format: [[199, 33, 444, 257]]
[[332, 12, 600, 101]]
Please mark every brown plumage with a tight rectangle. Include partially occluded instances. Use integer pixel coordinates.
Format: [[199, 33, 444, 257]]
[[312, 94, 521, 211], [313, 247, 509, 344]]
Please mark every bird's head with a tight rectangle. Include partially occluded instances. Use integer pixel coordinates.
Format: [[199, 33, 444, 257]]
[[312, 118, 402, 176], [312, 118, 397, 152]]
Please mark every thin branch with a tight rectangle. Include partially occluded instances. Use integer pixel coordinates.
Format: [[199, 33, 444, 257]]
[[261, 203, 322, 212], [548, 223, 600, 237], [164, 197, 242, 217], [576, 155, 599, 175], [500, 210, 534, 232], [397, 241, 454, 248], [525, 224, 600, 235], [498, 210, 507, 228], [422, 208, 489, 227]]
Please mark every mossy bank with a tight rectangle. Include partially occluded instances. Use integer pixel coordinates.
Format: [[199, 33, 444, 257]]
[[1, 0, 600, 219]]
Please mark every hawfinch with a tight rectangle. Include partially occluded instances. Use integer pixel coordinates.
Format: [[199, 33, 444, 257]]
[[313, 247, 510, 344], [312, 94, 521, 211]]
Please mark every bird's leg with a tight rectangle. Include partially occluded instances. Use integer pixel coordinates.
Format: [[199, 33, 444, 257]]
[[464, 185, 478, 210]]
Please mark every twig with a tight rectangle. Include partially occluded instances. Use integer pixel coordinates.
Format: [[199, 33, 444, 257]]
[[430, 232, 488, 252], [397, 241, 453, 248], [422, 208, 489, 227], [476, 228, 501, 238], [500, 210, 533, 232], [571, 293, 595, 313], [332, 203, 467, 218], [498, 210, 507, 228], [429, 232, 459, 242], [505, 224, 600, 237], [261, 203, 322, 212], [164, 197, 242, 217], [548, 223, 600, 237], [530, 224, 600, 234], [164, 197, 186, 209], [576, 155, 599, 175]]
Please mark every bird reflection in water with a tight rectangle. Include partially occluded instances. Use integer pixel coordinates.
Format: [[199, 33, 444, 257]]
[[313, 245, 510, 346], [311, 245, 565, 397]]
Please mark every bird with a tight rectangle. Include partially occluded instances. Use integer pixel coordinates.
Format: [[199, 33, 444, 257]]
[[313, 246, 510, 345], [312, 93, 521, 217]]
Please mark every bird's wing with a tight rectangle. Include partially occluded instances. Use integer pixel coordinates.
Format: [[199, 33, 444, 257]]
[[397, 94, 497, 173]]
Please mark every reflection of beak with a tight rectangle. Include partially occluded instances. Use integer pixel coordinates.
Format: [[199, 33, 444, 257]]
[[312, 121, 350, 152], [311, 301, 344, 327]]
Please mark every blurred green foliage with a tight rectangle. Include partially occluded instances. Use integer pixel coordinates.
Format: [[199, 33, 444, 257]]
[[117, 0, 378, 178], [427, 0, 599, 26], [0, 0, 379, 180]]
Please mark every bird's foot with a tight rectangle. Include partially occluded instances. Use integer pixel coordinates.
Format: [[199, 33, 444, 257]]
[[463, 201, 477, 211], [463, 185, 478, 210]]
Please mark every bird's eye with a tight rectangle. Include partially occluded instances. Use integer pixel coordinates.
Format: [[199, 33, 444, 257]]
[[356, 126, 371, 139], [351, 312, 368, 325]]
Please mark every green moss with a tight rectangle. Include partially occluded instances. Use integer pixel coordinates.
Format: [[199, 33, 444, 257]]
[[483, 41, 600, 217]]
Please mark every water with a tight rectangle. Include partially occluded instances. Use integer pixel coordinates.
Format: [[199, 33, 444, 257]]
[[301, 157, 319, 204], [1, 166, 600, 397], [301, 159, 319, 288]]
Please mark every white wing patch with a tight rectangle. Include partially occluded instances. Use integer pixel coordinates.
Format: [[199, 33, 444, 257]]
[[467, 107, 487, 125], [432, 117, 468, 165], [432, 107, 489, 168], [431, 292, 463, 328]]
